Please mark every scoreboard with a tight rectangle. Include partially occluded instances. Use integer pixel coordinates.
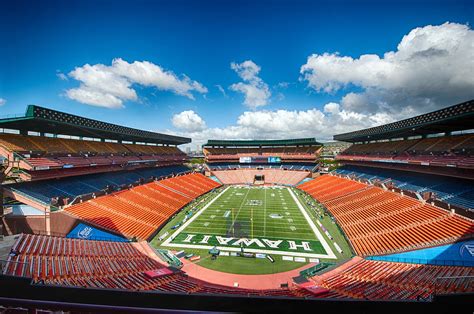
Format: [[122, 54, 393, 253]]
[[239, 156, 281, 164]]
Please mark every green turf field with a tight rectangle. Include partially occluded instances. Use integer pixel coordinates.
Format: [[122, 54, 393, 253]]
[[161, 186, 336, 259]]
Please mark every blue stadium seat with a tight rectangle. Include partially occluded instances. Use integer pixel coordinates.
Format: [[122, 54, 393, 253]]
[[8, 165, 189, 204], [335, 165, 474, 209]]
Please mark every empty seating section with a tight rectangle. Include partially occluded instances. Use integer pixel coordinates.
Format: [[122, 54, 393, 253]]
[[298, 175, 474, 256], [317, 259, 473, 300], [65, 173, 221, 239], [3, 234, 314, 297], [0, 133, 186, 173], [204, 146, 320, 163], [8, 165, 189, 203], [338, 134, 474, 169], [3, 234, 165, 283], [212, 169, 310, 186], [208, 163, 316, 171], [334, 165, 474, 209], [298, 175, 366, 202]]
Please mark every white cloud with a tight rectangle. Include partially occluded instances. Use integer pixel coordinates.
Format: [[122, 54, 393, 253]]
[[56, 71, 68, 81], [0, 98, 6, 106], [300, 22, 474, 116], [170, 104, 394, 148], [215, 84, 227, 98], [172, 110, 207, 132], [276, 82, 290, 89], [230, 60, 271, 109], [172, 22, 474, 150], [66, 58, 207, 108]]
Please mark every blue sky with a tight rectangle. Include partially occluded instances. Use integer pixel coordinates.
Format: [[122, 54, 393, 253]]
[[0, 0, 473, 148]]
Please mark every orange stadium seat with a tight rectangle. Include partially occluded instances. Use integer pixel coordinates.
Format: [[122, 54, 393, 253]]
[[65, 173, 221, 240], [314, 259, 474, 300], [212, 169, 309, 185], [4, 233, 317, 297], [298, 175, 474, 256]]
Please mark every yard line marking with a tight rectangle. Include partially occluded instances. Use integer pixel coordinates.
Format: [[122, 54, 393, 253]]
[[163, 186, 337, 259], [288, 187, 336, 259], [228, 187, 251, 236], [162, 186, 230, 246], [264, 186, 267, 237]]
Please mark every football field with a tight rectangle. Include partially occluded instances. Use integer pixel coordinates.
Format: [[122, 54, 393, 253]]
[[162, 186, 336, 259]]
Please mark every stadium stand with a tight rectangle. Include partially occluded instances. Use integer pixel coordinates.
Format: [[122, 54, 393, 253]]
[[203, 139, 318, 186], [312, 259, 473, 300], [207, 162, 316, 171], [203, 138, 321, 163], [0, 105, 189, 181], [337, 133, 474, 169], [334, 100, 474, 178], [367, 240, 474, 266], [5, 165, 189, 205], [3, 233, 316, 298], [212, 168, 310, 185], [298, 174, 474, 256], [65, 173, 221, 240], [1, 101, 473, 311], [334, 165, 474, 210]]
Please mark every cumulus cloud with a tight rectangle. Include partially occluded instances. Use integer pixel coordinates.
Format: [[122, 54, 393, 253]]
[[170, 104, 393, 148], [0, 98, 6, 106], [230, 60, 271, 109], [169, 22, 474, 150], [172, 110, 207, 132], [66, 58, 207, 108], [300, 22, 474, 116]]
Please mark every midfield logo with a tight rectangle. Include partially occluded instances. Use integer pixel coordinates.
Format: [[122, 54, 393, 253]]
[[180, 234, 313, 251]]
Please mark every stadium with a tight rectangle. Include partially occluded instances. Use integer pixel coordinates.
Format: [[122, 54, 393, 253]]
[[0, 100, 472, 312]]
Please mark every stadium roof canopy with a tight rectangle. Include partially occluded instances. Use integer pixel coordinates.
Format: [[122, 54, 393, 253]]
[[333, 100, 474, 143], [0, 105, 190, 145], [204, 138, 322, 147]]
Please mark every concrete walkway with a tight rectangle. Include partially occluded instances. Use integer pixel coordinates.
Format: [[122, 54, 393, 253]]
[[181, 258, 316, 290]]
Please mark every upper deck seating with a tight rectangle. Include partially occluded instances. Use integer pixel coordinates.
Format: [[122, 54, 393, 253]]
[[0, 133, 187, 177], [337, 134, 474, 169]]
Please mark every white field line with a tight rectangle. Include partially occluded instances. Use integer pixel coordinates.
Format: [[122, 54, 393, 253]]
[[162, 186, 230, 246], [163, 186, 336, 259], [264, 187, 267, 237], [288, 187, 336, 259], [228, 187, 251, 235], [164, 242, 333, 259]]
